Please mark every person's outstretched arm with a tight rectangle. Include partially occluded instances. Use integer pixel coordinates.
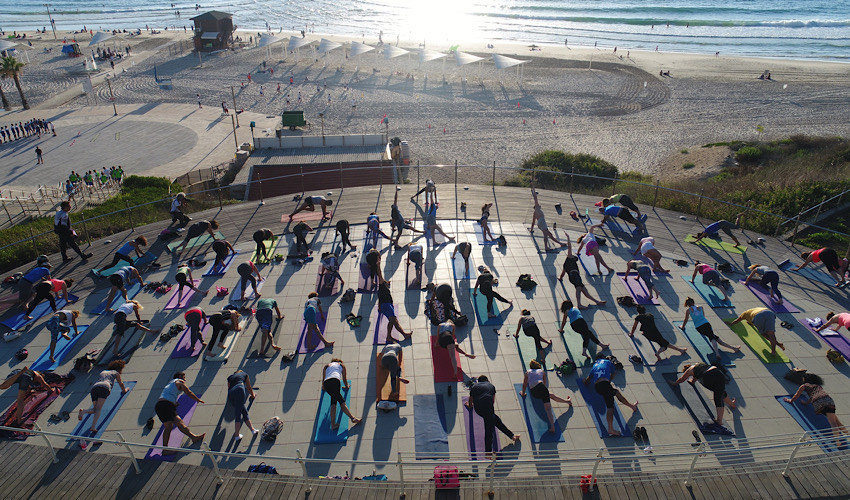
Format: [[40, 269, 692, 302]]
[[784, 385, 807, 404], [628, 319, 639, 337], [744, 269, 757, 284], [178, 380, 204, 404]]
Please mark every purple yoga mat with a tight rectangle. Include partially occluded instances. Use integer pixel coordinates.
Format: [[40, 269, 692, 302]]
[[357, 261, 377, 293], [739, 280, 800, 313], [316, 269, 341, 297], [406, 259, 425, 290], [163, 281, 199, 310], [145, 394, 200, 461], [296, 310, 328, 353], [806, 321, 850, 359], [462, 396, 500, 460], [617, 273, 659, 305], [372, 304, 397, 345], [170, 323, 211, 358]]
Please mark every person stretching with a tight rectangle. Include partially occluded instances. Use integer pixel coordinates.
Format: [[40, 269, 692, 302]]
[[304, 292, 334, 349], [629, 305, 687, 362], [680, 297, 740, 358], [365, 248, 385, 287], [236, 261, 263, 301], [380, 343, 409, 400], [322, 359, 362, 429], [427, 283, 462, 319], [691, 261, 729, 302], [366, 213, 391, 250], [558, 234, 606, 307], [154, 372, 205, 454], [671, 363, 736, 428], [204, 309, 241, 359], [465, 375, 520, 456], [515, 309, 552, 362], [602, 194, 641, 218], [692, 213, 744, 247], [319, 252, 344, 291], [406, 244, 424, 288], [731, 307, 784, 356], [411, 178, 437, 205], [335, 219, 356, 252], [559, 299, 609, 359], [77, 360, 127, 449], [174, 264, 208, 304], [255, 298, 283, 355], [479, 203, 496, 242], [103, 266, 144, 313], [292, 221, 313, 254], [520, 360, 572, 434], [529, 181, 566, 251], [184, 307, 208, 351], [817, 312, 850, 334], [97, 236, 147, 274], [577, 225, 613, 275], [252, 228, 275, 262], [290, 195, 333, 220], [437, 319, 475, 379], [633, 236, 668, 272], [744, 265, 783, 304], [598, 204, 645, 233], [172, 220, 219, 254], [423, 203, 454, 245], [24, 278, 61, 319], [474, 265, 513, 318], [227, 369, 259, 441], [378, 281, 413, 342], [390, 188, 424, 248], [624, 260, 660, 300], [785, 373, 847, 446], [796, 247, 850, 287], [584, 357, 639, 436], [452, 241, 473, 278], [0, 368, 52, 426], [46, 310, 80, 362], [112, 301, 158, 356], [211, 239, 236, 269]]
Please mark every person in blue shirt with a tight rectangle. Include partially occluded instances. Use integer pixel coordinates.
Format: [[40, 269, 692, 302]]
[[598, 204, 645, 233], [583, 357, 639, 436], [17, 265, 51, 307], [97, 236, 147, 273], [558, 299, 609, 359]]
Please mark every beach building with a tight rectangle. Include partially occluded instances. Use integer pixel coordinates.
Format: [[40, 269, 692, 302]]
[[190, 10, 233, 52]]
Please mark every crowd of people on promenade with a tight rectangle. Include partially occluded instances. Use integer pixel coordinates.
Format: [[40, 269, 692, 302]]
[[0, 119, 54, 144]]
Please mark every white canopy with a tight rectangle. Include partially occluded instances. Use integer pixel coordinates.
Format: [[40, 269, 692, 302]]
[[418, 48, 446, 63], [349, 42, 374, 57], [492, 54, 528, 70], [88, 32, 115, 46], [454, 51, 483, 66], [287, 37, 312, 51], [317, 38, 342, 54], [200, 32, 219, 40], [384, 45, 409, 59], [257, 34, 282, 48], [0, 40, 17, 52]]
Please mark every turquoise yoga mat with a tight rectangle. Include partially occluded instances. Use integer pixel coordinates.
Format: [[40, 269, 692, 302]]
[[472, 290, 504, 326], [92, 283, 142, 315], [69, 381, 136, 442], [314, 385, 351, 444], [514, 383, 564, 443], [681, 275, 732, 308], [95, 252, 156, 277], [674, 321, 736, 368]]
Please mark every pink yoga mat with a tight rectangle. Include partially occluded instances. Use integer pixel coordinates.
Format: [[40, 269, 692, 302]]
[[170, 323, 211, 358], [739, 280, 799, 313], [296, 310, 328, 353], [282, 211, 326, 223], [145, 394, 200, 461], [357, 260, 378, 292], [372, 304, 398, 345], [163, 281, 199, 310], [430, 335, 463, 382], [617, 273, 659, 305], [406, 259, 425, 290], [462, 396, 501, 460]]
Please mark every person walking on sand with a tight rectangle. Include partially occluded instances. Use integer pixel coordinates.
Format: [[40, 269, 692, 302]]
[[529, 181, 566, 251], [196, 93, 202, 108], [154, 372, 205, 454], [520, 359, 572, 434], [584, 357, 639, 436], [322, 358, 362, 429]]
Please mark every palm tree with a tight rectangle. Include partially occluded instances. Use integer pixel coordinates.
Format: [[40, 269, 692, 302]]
[[0, 75, 9, 111], [1, 56, 28, 110]]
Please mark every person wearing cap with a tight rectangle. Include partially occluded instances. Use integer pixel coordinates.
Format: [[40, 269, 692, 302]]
[[54, 201, 93, 263], [170, 193, 191, 225]]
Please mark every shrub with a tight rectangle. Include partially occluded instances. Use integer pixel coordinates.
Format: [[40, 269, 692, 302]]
[[736, 146, 762, 163], [681, 149, 689, 154], [683, 163, 695, 169], [512, 150, 618, 190]]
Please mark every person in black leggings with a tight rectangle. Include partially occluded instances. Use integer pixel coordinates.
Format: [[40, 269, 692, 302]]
[[252, 229, 274, 262], [212, 240, 236, 269], [558, 299, 609, 359], [205, 309, 241, 358], [473, 265, 512, 318], [112, 301, 158, 356], [796, 247, 850, 287], [0, 368, 51, 425], [465, 375, 520, 455], [426, 283, 461, 318], [24, 279, 57, 318], [104, 266, 144, 313], [292, 221, 312, 254], [451, 241, 472, 278], [236, 262, 263, 301], [671, 363, 736, 427], [629, 305, 688, 363], [335, 219, 356, 252], [514, 309, 552, 361], [365, 248, 384, 286], [173, 219, 219, 254]]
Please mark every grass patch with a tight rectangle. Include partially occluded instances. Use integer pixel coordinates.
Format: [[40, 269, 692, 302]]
[[683, 162, 695, 169], [681, 149, 689, 154]]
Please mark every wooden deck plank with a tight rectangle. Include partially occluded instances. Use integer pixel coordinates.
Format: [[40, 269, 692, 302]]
[[58, 451, 110, 500], [801, 462, 843, 498], [0, 444, 58, 498]]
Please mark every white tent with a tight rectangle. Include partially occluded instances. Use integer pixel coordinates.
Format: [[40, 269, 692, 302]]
[[257, 34, 282, 48], [287, 36, 312, 51], [317, 38, 342, 54], [88, 31, 115, 46], [418, 48, 446, 64], [0, 40, 17, 52], [454, 51, 483, 66], [349, 42, 374, 58], [384, 45, 409, 59], [492, 53, 528, 80]]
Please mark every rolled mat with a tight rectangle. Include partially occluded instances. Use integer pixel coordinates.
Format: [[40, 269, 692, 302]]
[[413, 394, 449, 459], [805, 321, 850, 361], [167, 231, 225, 253], [684, 234, 747, 254], [296, 310, 328, 353], [681, 275, 732, 308], [229, 278, 264, 302], [574, 376, 632, 438], [661, 372, 734, 436], [316, 268, 341, 296], [94, 252, 157, 277], [313, 385, 351, 444], [474, 222, 499, 245], [92, 284, 142, 315], [775, 396, 849, 453], [738, 280, 800, 313], [472, 290, 503, 326], [724, 318, 790, 364], [171, 323, 211, 358], [376, 352, 406, 402], [674, 321, 735, 368], [1, 294, 79, 331], [30, 325, 90, 371], [513, 384, 565, 443], [430, 335, 464, 382], [163, 281, 199, 310], [462, 396, 501, 460], [70, 381, 137, 442], [617, 273, 659, 305], [372, 304, 398, 345], [203, 250, 239, 276], [357, 261, 378, 293], [0, 375, 72, 440], [145, 394, 200, 460], [452, 253, 474, 280], [251, 237, 278, 264]]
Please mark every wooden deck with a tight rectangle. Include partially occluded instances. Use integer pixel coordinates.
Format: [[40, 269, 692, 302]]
[[1, 441, 848, 499]]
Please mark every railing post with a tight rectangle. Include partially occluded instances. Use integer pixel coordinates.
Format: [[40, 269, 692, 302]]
[[492, 161, 496, 186], [696, 189, 704, 220], [454, 160, 458, 195], [116, 432, 141, 474], [2, 199, 12, 225], [201, 442, 224, 483], [488, 452, 497, 497], [217, 186, 223, 209], [791, 211, 802, 247], [299, 165, 305, 194], [125, 200, 134, 232], [32, 423, 58, 464], [28, 226, 39, 255], [17, 196, 26, 219], [339, 161, 344, 189], [590, 447, 605, 488], [684, 442, 706, 487], [296, 449, 311, 493], [31, 193, 41, 216], [256, 172, 265, 206], [811, 195, 827, 225], [611, 172, 617, 196], [397, 452, 406, 498], [569, 166, 575, 194], [81, 216, 92, 247], [782, 432, 810, 477], [653, 179, 660, 208]]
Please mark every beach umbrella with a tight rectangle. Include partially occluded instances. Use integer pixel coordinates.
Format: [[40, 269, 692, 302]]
[[454, 51, 484, 83], [317, 38, 342, 54], [0, 40, 17, 52], [349, 42, 374, 58], [492, 53, 528, 81], [384, 45, 409, 59], [88, 32, 115, 46], [257, 34, 282, 48], [418, 48, 446, 65], [287, 36, 313, 61]]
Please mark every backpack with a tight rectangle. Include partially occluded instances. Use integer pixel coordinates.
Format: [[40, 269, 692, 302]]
[[216, 287, 229, 297], [261, 416, 285, 441], [425, 299, 446, 326], [557, 358, 576, 376], [14, 349, 28, 361], [247, 462, 278, 475], [516, 274, 537, 290], [616, 296, 636, 307], [497, 235, 507, 247], [345, 313, 362, 327], [433, 466, 460, 489], [453, 314, 469, 327], [340, 288, 356, 302], [74, 350, 99, 372]]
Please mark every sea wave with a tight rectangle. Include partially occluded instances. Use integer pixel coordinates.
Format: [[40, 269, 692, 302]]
[[479, 13, 850, 29]]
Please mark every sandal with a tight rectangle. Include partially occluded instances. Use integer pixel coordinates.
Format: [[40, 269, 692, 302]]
[[781, 321, 794, 329], [61, 410, 71, 421]]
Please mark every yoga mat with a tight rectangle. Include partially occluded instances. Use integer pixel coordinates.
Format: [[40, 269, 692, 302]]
[[376, 352, 406, 402], [372, 305, 397, 345], [1, 294, 79, 331], [515, 332, 544, 369], [316, 268, 341, 296], [578, 250, 611, 277], [559, 324, 595, 367], [776, 396, 848, 453], [662, 372, 734, 436], [363, 229, 383, 253], [96, 327, 147, 367], [685, 234, 747, 254], [472, 290, 503, 326], [282, 211, 325, 223], [313, 385, 351, 444], [405, 259, 425, 290], [430, 335, 464, 382], [629, 333, 662, 368], [70, 381, 137, 442], [230, 278, 264, 302], [163, 281, 199, 310], [92, 284, 141, 315], [514, 383, 565, 443], [462, 396, 501, 460], [805, 322, 850, 360], [429, 226, 448, 246], [574, 376, 631, 438], [725, 318, 790, 364], [30, 325, 90, 371], [674, 321, 735, 368], [145, 394, 200, 461], [167, 231, 224, 253], [739, 280, 800, 313], [452, 254, 474, 280], [617, 273, 659, 305], [474, 222, 498, 245], [296, 310, 328, 353], [203, 250, 239, 276], [0, 376, 71, 440], [357, 261, 378, 293], [170, 323, 211, 358], [251, 237, 278, 264], [413, 394, 449, 459], [94, 252, 157, 277], [204, 320, 245, 362], [792, 265, 840, 287], [681, 275, 732, 308]]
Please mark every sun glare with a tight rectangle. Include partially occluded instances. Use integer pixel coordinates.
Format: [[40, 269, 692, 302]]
[[396, 0, 482, 44]]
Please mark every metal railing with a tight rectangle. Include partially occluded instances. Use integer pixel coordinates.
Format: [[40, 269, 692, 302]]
[[1, 424, 848, 494], [0, 181, 121, 229]]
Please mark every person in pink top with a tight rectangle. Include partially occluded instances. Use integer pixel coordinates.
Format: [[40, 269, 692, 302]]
[[817, 312, 850, 334], [796, 247, 849, 287], [690, 261, 729, 301]]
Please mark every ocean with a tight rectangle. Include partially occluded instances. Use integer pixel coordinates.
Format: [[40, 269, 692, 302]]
[[3, 0, 849, 61]]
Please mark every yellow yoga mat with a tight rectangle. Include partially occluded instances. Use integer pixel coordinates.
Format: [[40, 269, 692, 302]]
[[724, 318, 789, 363], [685, 234, 747, 254]]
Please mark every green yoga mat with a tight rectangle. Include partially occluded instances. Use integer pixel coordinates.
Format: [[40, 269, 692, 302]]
[[685, 234, 747, 254], [558, 322, 595, 367], [724, 318, 789, 363], [515, 332, 545, 369], [167, 231, 225, 252], [251, 237, 278, 264]]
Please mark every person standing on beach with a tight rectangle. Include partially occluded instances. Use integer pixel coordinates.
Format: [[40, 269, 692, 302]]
[[196, 94, 202, 108], [35, 146, 43, 164]]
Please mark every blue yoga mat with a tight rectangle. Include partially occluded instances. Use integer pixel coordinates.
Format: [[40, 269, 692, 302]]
[[92, 283, 143, 315], [1, 294, 79, 331], [681, 275, 732, 308], [69, 381, 136, 442], [794, 266, 840, 287], [575, 376, 631, 438], [95, 252, 156, 277], [413, 394, 450, 459], [363, 229, 383, 254], [313, 385, 351, 444], [514, 383, 564, 443], [674, 321, 735, 367], [452, 254, 474, 280], [661, 372, 734, 436], [776, 396, 848, 453], [472, 290, 503, 326], [30, 325, 89, 371], [474, 223, 498, 245], [629, 334, 663, 367], [203, 250, 239, 276]]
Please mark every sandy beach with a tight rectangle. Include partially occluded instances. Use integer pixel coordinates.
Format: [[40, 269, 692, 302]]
[[1, 29, 849, 190]]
